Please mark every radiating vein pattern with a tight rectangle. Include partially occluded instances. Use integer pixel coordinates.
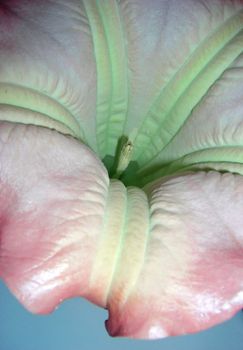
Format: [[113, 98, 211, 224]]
[[132, 10, 243, 168], [83, 0, 129, 158]]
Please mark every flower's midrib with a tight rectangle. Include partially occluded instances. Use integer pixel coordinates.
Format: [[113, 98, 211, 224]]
[[83, 0, 111, 157], [133, 10, 243, 167], [101, 0, 130, 156], [104, 185, 151, 310], [116, 188, 151, 310], [94, 0, 114, 156], [84, 0, 129, 159], [140, 145, 243, 186], [0, 82, 83, 139], [176, 161, 243, 174], [105, 184, 129, 305], [0, 103, 75, 135]]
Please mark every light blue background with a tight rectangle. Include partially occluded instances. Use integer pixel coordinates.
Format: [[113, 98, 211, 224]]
[[1, 280, 243, 350]]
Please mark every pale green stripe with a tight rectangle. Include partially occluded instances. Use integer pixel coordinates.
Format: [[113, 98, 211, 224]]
[[0, 82, 84, 139], [0, 104, 76, 136], [117, 187, 150, 307], [133, 10, 243, 167], [105, 180, 129, 305], [174, 162, 243, 176], [88, 179, 127, 306], [84, 0, 129, 158], [140, 146, 243, 185], [142, 162, 243, 188]]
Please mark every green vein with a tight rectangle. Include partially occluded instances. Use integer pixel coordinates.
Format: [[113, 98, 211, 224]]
[[172, 161, 243, 177], [0, 104, 76, 136], [105, 181, 129, 305], [140, 145, 243, 186], [83, 0, 129, 158], [132, 10, 243, 167], [0, 82, 83, 139]]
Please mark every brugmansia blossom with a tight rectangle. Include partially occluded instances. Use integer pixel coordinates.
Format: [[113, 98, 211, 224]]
[[0, 0, 243, 340]]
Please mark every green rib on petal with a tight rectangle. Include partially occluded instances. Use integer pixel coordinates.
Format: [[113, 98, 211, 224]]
[[132, 10, 243, 168], [0, 82, 83, 139], [84, 0, 129, 158], [140, 146, 243, 186]]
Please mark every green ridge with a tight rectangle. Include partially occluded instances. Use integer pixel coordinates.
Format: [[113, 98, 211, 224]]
[[139, 146, 243, 186], [83, 0, 129, 159], [132, 10, 243, 168], [0, 82, 83, 139]]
